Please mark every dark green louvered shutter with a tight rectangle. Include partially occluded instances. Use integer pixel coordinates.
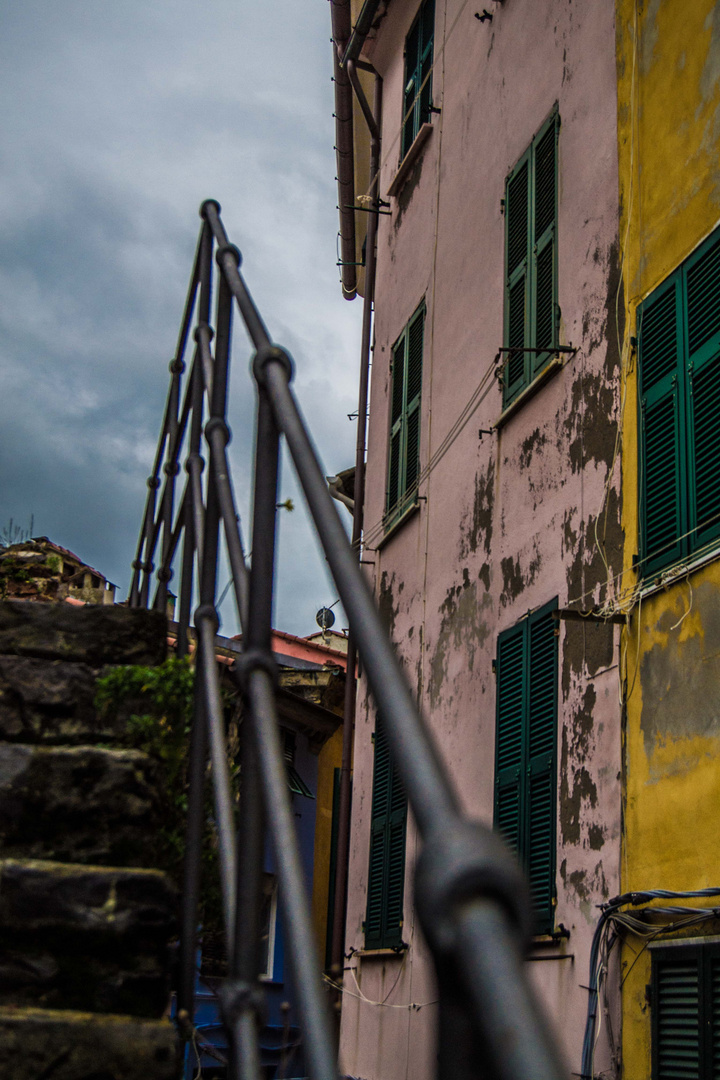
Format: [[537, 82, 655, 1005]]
[[402, 19, 420, 159], [365, 718, 407, 948], [653, 948, 703, 1080], [710, 952, 720, 1076], [418, 0, 435, 130], [686, 230, 720, 553], [401, 0, 435, 160], [386, 304, 424, 522], [387, 339, 404, 514], [384, 744, 407, 947], [532, 117, 558, 377], [405, 307, 424, 497], [504, 110, 558, 405], [526, 609, 557, 933], [494, 600, 557, 935], [494, 625, 525, 858], [504, 155, 530, 402], [639, 273, 685, 575]]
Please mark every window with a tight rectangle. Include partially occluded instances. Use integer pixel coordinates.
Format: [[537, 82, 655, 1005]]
[[401, 0, 435, 160], [503, 109, 559, 406], [638, 225, 720, 578], [259, 873, 277, 980], [365, 717, 407, 949], [386, 304, 424, 524], [651, 941, 720, 1079], [494, 600, 558, 934]]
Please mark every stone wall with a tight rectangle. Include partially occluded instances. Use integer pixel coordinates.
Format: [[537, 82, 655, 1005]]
[[0, 600, 180, 1080]]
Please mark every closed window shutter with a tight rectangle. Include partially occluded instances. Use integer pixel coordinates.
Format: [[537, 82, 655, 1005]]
[[639, 275, 685, 574], [386, 304, 424, 522], [710, 954, 720, 1076], [401, 0, 434, 160], [419, 0, 435, 128], [387, 340, 405, 515], [526, 610, 557, 933], [365, 719, 407, 948], [402, 19, 421, 160], [505, 158, 530, 401], [532, 120, 557, 374], [495, 601, 557, 935], [686, 233, 720, 550], [405, 308, 424, 499], [653, 951, 702, 1080], [494, 625, 525, 858], [385, 757, 407, 947]]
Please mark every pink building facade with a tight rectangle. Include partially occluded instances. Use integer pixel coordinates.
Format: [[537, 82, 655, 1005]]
[[333, 2, 623, 1076]]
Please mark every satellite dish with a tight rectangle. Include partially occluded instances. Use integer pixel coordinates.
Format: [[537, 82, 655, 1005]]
[[316, 607, 335, 630]]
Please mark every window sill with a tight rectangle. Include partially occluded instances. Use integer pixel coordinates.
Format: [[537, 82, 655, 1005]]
[[351, 944, 408, 960], [638, 541, 720, 601], [387, 123, 433, 198], [377, 500, 420, 550], [494, 356, 564, 430]]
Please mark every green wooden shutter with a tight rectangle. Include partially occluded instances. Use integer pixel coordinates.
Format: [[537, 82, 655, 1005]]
[[685, 231, 720, 552], [384, 751, 407, 947], [639, 274, 686, 575], [402, 19, 421, 159], [386, 304, 424, 523], [495, 601, 557, 935], [418, 0, 435, 129], [504, 156, 530, 403], [404, 307, 424, 498], [526, 607, 557, 934], [324, 768, 342, 969], [532, 117, 558, 375], [653, 950, 702, 1080], [710, 953, 720, 1076], [365, 719, 407, 948], [387, 339, 405, 515], [494, 624, 525, 858], [401, 0, 435, 160]]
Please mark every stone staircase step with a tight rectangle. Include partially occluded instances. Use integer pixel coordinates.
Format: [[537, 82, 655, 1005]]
[[0, 1007, 179, 1079], [0, 655, 129, 745], [0, 601, 167, 666], [0, 859, 177, 938], [0, 744, 161, 867]]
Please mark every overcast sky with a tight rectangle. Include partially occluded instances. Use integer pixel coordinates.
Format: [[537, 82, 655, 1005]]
[[0, 0, 363, 637]]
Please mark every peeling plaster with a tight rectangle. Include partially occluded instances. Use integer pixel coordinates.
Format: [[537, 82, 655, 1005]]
[[460, 460, 494, 560], [428, 575, 491, 708], [639, 581, 720, 767]]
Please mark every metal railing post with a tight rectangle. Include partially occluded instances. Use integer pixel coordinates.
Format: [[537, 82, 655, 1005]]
[[130, 204, 566, 1080]]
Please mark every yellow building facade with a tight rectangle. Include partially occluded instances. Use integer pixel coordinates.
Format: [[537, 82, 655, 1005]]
[[616, 1, 720, 1075]]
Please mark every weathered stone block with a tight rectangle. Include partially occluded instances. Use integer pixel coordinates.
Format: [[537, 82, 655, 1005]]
[[0, 859, 177, 939], [0, 656, 130, 744], [0, 745, 162, 867], [0, 601, 167, 665], [0, 942, 172, 1017], [0, 1007, 180, 1079]]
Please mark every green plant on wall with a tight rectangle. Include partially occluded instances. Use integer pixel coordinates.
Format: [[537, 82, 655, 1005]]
[[0, 557, 31, 598], [95, 656, 238, 932]]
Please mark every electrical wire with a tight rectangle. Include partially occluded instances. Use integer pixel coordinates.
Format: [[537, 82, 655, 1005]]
[[580, 887, 720, 1080], [322, 953, 438, 1011], [360, 349, 501, 550]]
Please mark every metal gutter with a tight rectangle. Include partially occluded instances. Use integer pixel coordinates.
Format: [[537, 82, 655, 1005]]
[[330, 64, 383, 984], [330, 0, 357, 300], [341, 0, 385, 68]]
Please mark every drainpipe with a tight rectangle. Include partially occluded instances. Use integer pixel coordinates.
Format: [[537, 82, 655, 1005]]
[[330, 0, 357, 300], [330, 62, 383, 983]]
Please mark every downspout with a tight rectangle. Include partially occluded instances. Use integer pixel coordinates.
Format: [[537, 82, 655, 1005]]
[[330, 60, 383, 981], [330, 0, 357, 300]]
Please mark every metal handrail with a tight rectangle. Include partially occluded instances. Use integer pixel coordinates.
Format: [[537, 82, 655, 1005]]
[[129, 200, 565, 1080]]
